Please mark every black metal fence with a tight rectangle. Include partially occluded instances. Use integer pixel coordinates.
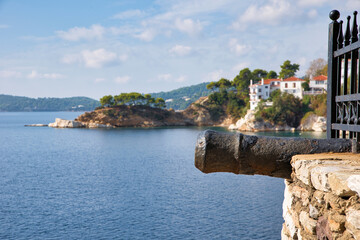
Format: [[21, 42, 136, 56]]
[[327, 10, 360, 142]]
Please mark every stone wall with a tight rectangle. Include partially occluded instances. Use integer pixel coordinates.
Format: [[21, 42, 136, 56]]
[[282, 153, 360, 239]]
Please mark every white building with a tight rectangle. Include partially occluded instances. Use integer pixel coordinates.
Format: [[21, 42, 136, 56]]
[[309, 75, 327, 93], [249, 77, 305, 110], [279, 77, 305, 99], [249, 78, 281, 110]]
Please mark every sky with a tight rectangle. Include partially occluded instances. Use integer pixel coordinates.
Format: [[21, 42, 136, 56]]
[[0, 0, 360, 99]]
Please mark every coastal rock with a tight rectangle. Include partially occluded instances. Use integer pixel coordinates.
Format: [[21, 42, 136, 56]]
[[48, 118, 85, 128], [228, 110, 292, 132], [298, 113, 326, 132], [73, 97, 234, 128]]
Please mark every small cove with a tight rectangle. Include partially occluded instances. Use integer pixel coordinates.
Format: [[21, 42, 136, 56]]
[[0, 112, 325, 239]]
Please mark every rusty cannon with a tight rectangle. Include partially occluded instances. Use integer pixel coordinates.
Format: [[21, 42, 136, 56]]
[[195, 130, 356, 179]]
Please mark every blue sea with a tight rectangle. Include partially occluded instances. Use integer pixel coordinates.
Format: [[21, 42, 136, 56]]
[[0, 112, 326, 239]]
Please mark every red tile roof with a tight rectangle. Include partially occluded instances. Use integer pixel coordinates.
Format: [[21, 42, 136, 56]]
[[312, 75, 327, 81], [283, 77, 305, 82], [263, 78, 281, 85]]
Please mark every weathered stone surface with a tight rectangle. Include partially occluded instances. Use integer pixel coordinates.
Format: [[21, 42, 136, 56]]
[[328, 171, 358, 197], [300, 211, 317, 234], [346, 208, 360, 239], [310, 165, 355, 192], [283, 182, 298, 238], [348, 175, 360, 197], [309, 204, 319, 219], [292, 159, 321, 185], [292, 186, 310, 206], [316, 216, 333, 240], [328, 212, 346, 233], [313, 190, 326, 204], [282, 154, 360, 240], [281, 223, 291, 240], [347, 208, 360, 230]]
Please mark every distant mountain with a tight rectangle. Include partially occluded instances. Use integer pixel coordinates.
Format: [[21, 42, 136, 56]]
[[0, 82, 211, 112], [151, 82, 211, 110], [0, 94, 100, 112]]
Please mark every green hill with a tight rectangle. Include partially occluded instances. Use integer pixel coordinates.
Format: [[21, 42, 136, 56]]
[[0, 94, 100, 112], [150, 82, 211, 110]]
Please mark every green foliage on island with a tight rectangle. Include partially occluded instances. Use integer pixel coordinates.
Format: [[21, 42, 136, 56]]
[[279, 60, 300, 79], [150, 82, 212, 110], [204, 67, 272, 119], [99, 92, 166, 109], [255, 91, 303, 127], [254, 90, 327, 127], [0, 94, 100, 112], [302, 93, 327, 117]]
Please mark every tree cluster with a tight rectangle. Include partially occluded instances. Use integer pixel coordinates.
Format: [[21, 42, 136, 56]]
[[255, 90, 303, 127], [100, 93, 166, 108]]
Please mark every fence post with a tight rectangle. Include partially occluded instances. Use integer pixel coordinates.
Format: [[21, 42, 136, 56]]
[[327, 10, 340, 139]]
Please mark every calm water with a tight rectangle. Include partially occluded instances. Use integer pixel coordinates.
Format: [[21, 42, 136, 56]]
[[0, 112, 325, 239]]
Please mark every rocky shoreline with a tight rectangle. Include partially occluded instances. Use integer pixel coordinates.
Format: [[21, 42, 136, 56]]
[[25, 102, 326, 132], [229, 110, 326, 132]]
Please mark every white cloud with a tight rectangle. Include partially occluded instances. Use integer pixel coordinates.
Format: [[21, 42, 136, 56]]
[[112, 9, 144, 19], [169, 45, 192, 56], [155, 74, 186, 83], [63, 49, 127, 68], [232, 62, 250, 72], [56, 24, 105, 41], [95, 78, 105, 83], [134, 29, 156, 41], [207, 70, 224, 82], [175, 75, 187, 82], [27, 70, 63, 79], [232, 0, 292, 29], [308, 9, 318, 18], [229, 39, 251, 56], [114, 76, 130, 84], [62, 54, 81, 64], [0, 70, 22, 78], [158, 74, 172, 81], [82, 49, 120, 68], [298, 0, 327, 7], [175, 18, 203, 36], [345, 0, 360, 10]]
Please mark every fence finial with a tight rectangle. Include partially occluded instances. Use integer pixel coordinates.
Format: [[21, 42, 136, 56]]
[[345, 16, 351, 46], [338, 20, 344, 49], [352, 11, 358, 42], [329, 10, 340, 21]]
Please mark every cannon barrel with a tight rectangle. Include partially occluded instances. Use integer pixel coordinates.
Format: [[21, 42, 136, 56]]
[[195, 130, 354, 179]]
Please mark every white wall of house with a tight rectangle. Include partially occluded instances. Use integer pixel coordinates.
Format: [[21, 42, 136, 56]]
[[249, 79, 271, 110], [279, 81, 304, 99], [309, 79, 327, 91]]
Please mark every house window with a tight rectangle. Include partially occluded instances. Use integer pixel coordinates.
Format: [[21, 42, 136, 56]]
[[259, 96, 262, 99], [266, 92, 268, 96], [293, 90, 296, 93], [285, 83, 288, 88], [265, 86, 268, 88], [293, 83, 296, 88], [259, 89, 262, 92], [316, 81, 322, 84]]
